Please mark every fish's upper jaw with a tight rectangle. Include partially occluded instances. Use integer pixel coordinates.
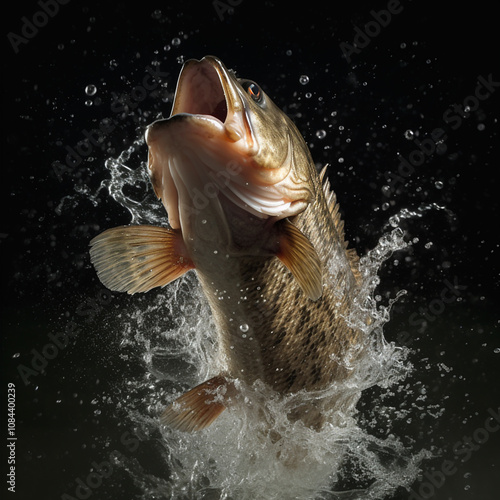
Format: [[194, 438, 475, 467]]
[[167, 56, 256, 153]]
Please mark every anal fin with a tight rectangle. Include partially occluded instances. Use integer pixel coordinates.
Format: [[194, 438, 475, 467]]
[[89, 225, 194, 294], [161, 375, 234, 432]]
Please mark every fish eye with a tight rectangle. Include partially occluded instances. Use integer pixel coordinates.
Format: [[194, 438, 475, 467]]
[[242, 80, 264, 105]]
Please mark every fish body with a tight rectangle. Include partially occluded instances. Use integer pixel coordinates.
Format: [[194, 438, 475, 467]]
[[90, 56, 363, 431]]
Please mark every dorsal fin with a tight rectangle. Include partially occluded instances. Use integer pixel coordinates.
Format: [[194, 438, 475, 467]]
[[346, 248, 362, 285], [321, 166, 362, 285], [319, 164, 330, 182], [321, 170, 345, 241]]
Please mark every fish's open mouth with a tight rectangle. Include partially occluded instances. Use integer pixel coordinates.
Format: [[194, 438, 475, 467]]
[[172, 61, 228, 123], [169, 56, 249, 145]]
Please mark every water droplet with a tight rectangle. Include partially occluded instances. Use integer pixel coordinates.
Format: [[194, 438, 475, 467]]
[[286, 49, 292, 56], [316, 129, 326, 139], [172, 37, 181, 46], [404, 129, 414, 140], [424, 242, 433, 249], [201, 219, 207, 224], [12, 353, 20, 359], [239, 324, 249, 333], [85, 84, 97, 96], [84, 100, 93, 107], [305, 92, 312, 98], [299, 75, 309, 85], [151, 9, 162, 20], [400, 42, 407, 49], [389, 215, 400, 228], [494, 348, 500, 354], [435, 181, 443, 189], [477, 123, 485, 131]]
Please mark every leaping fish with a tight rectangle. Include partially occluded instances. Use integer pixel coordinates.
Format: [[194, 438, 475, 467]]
[[90, 56, 364, 432]]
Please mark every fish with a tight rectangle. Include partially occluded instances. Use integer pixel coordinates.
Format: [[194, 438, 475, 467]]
[[89, 55, 364, 432]]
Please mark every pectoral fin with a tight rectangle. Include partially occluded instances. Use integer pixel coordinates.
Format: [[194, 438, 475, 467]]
[[277, 219, 323, 301], [161, 375, 235, 432], [89, 225, 194, 294]]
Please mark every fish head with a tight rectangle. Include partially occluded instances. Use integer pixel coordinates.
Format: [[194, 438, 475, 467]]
[[145, 56, 318, 253]]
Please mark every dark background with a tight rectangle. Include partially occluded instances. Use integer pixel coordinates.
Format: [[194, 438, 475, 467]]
[[3, 1, 499, 499]]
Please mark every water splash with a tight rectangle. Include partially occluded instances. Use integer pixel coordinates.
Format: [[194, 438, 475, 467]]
[[93, 140, 167, 226], [89, 149, 436, 499], [384, 204, 455, 231]]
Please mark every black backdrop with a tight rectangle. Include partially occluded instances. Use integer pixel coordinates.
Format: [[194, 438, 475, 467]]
[[3, 1, 499, 499]]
